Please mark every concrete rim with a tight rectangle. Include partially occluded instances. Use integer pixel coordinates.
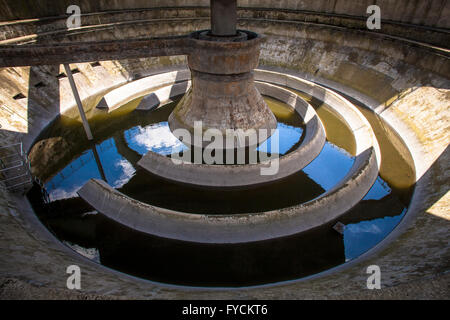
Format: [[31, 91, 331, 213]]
[[187, 30, 264, 74]]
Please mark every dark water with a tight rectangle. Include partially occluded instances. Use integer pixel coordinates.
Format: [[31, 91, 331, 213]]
[[27, 92, 415, 286]]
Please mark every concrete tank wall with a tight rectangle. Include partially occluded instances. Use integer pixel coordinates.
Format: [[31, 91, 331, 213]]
[[0, 6, 447, 48], [242, 0, 450, 29], [0, 4, 449, 298], [0, 0, 210, 20], [0, 0, 448, 29]]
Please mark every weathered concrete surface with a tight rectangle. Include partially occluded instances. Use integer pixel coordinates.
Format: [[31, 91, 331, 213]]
[[0, 25, 280, 150], [254, 69, 382, 163], [0, 59, 188, 153], [0, 7, 448, 299], [241, 0, 450, 29], [0, 1, 447, 29], [238, 7, 450, 49], [1, 271, 449, 300], [0, 7, 447, 51], [169, 30, 277, 147], [79, 139, 375, 243]]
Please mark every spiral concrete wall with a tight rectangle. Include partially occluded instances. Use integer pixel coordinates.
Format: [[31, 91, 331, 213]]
[[0, 2, 448, 298]]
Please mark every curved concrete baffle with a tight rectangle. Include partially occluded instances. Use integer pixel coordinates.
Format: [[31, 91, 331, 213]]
[[135, 81, 191, 111], [255, 68, 380, 164], [96, 69, 191, 112], [137, 82, 326, 188], [77, 74, 381, 244]]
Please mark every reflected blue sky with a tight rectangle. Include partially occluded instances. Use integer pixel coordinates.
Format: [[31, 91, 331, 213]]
[[45, 138, 135, 201], [42, 109, 407, 267], [45, 119, 392, 203], [46, 149, 102, 201], [302, 142, 354, 191], [363, 176, 392, 200], [343, 209, 406, 261], [125, 121, 304, 157], [257, 122, 303, 155], [45, 121, 305, 202]]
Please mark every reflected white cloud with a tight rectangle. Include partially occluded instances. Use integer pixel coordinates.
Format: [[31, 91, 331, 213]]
[[343, 211, 405, 261], [112, 159, 136, 188], [49, 183, 82, 201], [63, 241, 100, 263], [131, 123, 185, 155], [346, 223, 382, 234]]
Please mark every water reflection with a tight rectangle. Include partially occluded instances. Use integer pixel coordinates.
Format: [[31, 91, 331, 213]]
[[344, 209, 406, 261], [45, 138, 135, 201], [303, 142, 354, 191], [257, 122, 303, 155], [363, 176, 392, 200], [124, 121, 305, 158], [28, 94, 414, 286], [124, 121, 187, 156], [44, 118, 308, 204], [46, 148, 102, 201], [91, 144, 107, 182]]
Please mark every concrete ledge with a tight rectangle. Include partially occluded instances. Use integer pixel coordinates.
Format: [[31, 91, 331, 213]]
[[135, 81, 191, 111], [138, 82, 325, 188], [78, 147, 377, 244], [96, 69, 191, 112]]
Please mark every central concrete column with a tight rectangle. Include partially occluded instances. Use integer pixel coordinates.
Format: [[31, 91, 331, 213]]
[[168, 31, 277, 149], [210, 0, 237, 36], [168, 2, 276, 149]]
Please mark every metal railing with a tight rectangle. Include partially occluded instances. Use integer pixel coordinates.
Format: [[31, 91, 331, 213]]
[[0, 142, 33, 193]]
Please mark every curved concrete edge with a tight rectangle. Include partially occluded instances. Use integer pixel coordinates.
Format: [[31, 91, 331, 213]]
[[78, 149, 377, 245], [254, 68, 382, 167], [248, 66, 450, 294], [135, 80, 191, 111], [77, 77, 380, 244], [96, 69, 191, 112], [137, 82, 326, 188]]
